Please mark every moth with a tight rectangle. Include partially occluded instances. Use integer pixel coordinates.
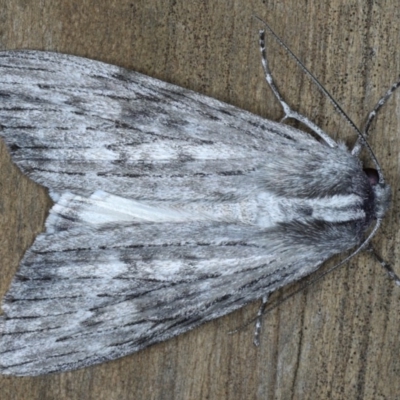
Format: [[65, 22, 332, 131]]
[[0, 24, 398, 376]]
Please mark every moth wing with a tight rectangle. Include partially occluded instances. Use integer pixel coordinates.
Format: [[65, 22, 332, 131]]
[[0, 51, 362, 375], [0, 190, 332, 376], [0, 50, 318, 199]]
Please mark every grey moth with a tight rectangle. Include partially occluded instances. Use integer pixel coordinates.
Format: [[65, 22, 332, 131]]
[[0, 27, 396, 375]]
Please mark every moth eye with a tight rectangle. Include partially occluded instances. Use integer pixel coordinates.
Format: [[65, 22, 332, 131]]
[[364, 168, 379, 185]]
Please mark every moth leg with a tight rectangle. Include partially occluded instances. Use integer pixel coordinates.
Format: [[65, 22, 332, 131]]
[[352, 79, 400, 156], [367, 246, 400, 287], [253, 294, 270, 347], [258, 30, 336, 148]]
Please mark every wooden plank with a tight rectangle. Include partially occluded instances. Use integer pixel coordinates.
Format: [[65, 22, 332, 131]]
[[0, 0, 399, 398]]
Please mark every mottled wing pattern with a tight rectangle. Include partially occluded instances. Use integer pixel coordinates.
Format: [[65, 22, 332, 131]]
[[0, 51, 370, 375]]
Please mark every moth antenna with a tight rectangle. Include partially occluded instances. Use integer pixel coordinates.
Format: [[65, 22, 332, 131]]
[[255, 16, 385, 184], [352, 78, 400, 156]]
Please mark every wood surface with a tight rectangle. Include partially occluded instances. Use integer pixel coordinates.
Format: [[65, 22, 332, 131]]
[[1, 0, 400, 399]]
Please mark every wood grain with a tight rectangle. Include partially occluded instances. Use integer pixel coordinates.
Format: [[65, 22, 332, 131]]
[[1, 0, 400, 399]]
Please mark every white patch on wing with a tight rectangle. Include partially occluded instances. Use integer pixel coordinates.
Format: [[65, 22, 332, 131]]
[[256, 192, 365, 226], [46, 190, 262, 227]]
